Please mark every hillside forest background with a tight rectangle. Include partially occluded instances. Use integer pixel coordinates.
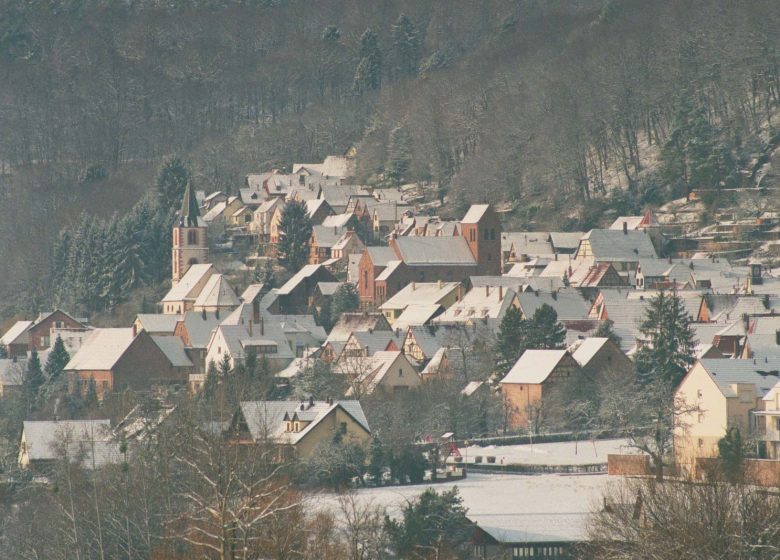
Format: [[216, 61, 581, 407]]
[[1, 0, 780, 320]]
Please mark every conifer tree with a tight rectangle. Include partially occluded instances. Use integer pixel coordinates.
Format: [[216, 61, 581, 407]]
[[353, 28, 383, 93], [386, 126, 412, 185], [203, 360, 219, 399], [44, 336, 70, 381], [156, 157, 191, 212], [331, 283, 359, 319], [85, 377, 99, 408], [25, 349, 45, 400], [635, 290, 696, 386], [495, 306, 528, 371], [530, 304, 566, 349], [391, 13, 421, 77], [276, 200, 312, 272]]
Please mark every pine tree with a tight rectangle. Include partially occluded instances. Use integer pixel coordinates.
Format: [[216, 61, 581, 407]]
[[718, 427, 745, 483], [254, 259, 276, 292], [495, 306, 529, 371], [44, 336, 70, 381], [530, 304, 566, 349], [331, 283, 359, 320], [635, 290, 696, 386], [353, 28, 383, 93], [386, 126, 412, 185], [276, 200, 313, 272], [25, 349, 45, 399], [156, 157, 191, 212], [203, 360, 219, 399], [85, 377, 99, 408], [391, 13, 421, 77]]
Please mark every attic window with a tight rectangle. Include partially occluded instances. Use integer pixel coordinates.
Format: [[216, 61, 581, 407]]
[[294, 422, 300, 431], [286, 421, 292, 432]]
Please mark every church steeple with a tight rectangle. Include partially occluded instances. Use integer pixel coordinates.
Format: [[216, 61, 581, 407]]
[[179, 181, 201, 227]]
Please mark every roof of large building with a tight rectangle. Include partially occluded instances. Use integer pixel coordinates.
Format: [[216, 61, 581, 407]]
[[178, 311, 223, 348], [193, 274, 240, 310], [392, 236, 476, 266], [150, 335, 193, 368], [380, 282, 462, 311], [697, 358, 780, 398], [135, 314, 182, 334], [578, 229, 657, 261], [461, 204, 491, 224], [517, 289, 590, 321], [569, 337, 610, 368], [161, 264, 216, 303], [435, 286, 518, 324], [501, 350, 571, 384]]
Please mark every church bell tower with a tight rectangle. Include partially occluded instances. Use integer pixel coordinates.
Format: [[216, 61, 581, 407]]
[[172, 182, 208, 284]]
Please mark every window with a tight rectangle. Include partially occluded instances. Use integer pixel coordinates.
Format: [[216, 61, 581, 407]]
[[340, 422, 347, 434], [698, 412, 704, 423], [187, 230, 197, 245], [286, 421, 292, 432], [482, 229, 488, 240], [399, 368, 403, 377], [294, 422, 300, 431], [697, 389, 703, 399], [469, 229, 475, 242]]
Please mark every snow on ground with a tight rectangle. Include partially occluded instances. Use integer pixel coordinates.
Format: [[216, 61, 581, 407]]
[[450, 438, 636, 466], [321, 473, 616, 543]]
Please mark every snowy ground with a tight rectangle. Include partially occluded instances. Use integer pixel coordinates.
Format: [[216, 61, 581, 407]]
[[449, 438, 636, 467], [320, 472, 616, 543]]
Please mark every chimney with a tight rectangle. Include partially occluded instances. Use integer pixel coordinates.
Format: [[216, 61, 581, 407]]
[[132, 323, 138, 337], [249, 320, 253, 337], [260, 315, 265, 336], [412, 282, 416, 291], [253, 300, 260, 323], [499, 286, 503, 299], [485, 285, 489, 297], [201, 308, 206, 320], [215, 309, 220, 320], [308, 396, 314, 409], [622, 221, 628, 235], [437, 279, 442, 289]]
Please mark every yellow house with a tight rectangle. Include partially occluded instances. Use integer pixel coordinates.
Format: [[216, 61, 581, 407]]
[[230, 399, 371, 459], [379, 281, 463, 325], [674, 359, 780, 476]]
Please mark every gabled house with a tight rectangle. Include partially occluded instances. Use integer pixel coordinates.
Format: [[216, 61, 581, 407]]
[[276, 264, 338, 313], [191, 274, 240, 314], [569, 337, 632, 381], [0, 358, 25, 397], [499, 350, 581, 428], [574, 229, 658, 272], [27, 310, 88, 352], [205, 321, 295, 374], [675, 359, 780, 476], [133, 314, 182, 336], [322, 312, 392, 362], [19, 419, 119, 471], [340, 350, 421, 396], [434, 285, 519, 325], [0, 320, 33, 358], [253, 197, 285, 244], [230, 399, 370, 460], [173, 310, 222, 373], [379, 281, 463, 325], [65, 328, 194, 398]]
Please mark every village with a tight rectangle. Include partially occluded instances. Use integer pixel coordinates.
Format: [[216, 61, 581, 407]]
[[4, 145, 780, 558]]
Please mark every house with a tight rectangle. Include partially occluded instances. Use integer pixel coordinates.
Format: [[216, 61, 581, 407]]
[[609, 210, 660, 231], [252, 198, 285, 244], [328, 230, 366, 268], [336, 330, 402, 364], [230, 205, 255, 229], [501, 232, 554, 264], [574, 229, 658, 272], [230, 399, 370, 460], [26, 310, 88, 352], [160, 263, 218, 314], [758, 381, 780, 460], [392, 304, 444, 331], [569, 337, 632, 381], [499, 350, 581, 428], [516, 289, 590, 322], [202, 190, 228, 211], [19, 419, 119, 471], [309, 224, 348, 265], [422, 347, 455, 380], [0, 320, 33, 358], [548, 232, 583, 255], [674, 358, 780, 476], [202, 195, 243, 234], [340, 350, 421, 396], [322, 312, 392, 362], [204, 322, 295, 374], [305, 198, 335, 225], [65, 328, 194, 398], [379, 281, 463, 325], [0, 358, 25, 397], [173, 310, 223, 373], [276, 264, 338, 313]]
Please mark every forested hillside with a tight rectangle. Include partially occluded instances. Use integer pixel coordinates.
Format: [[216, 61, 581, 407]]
[[2, 0, 780, 317]]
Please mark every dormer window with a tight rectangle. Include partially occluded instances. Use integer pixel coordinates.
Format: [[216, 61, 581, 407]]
[[286, 421, 292, 432], [294, 422, 300, 432]]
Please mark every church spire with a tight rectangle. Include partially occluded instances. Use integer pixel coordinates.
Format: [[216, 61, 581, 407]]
[[179, 181, 201, 227]]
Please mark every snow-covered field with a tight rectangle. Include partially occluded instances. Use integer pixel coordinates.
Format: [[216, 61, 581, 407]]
[[450, 438, 636, 466], [322, 472, 615, 543]]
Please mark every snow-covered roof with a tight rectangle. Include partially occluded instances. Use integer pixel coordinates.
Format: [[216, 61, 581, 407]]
[[135, 314, 181, 334], [21, 419, 118, 468], [570, 337, 609, 368], [151, 336, 193, 368], [461, 204, 490, 224], [393, 236, 476, 266], [501, 350, 570, 384], [161, 264, 216, 302], [380, 282, 461, 311], [193, 274, 240, 310], [277, 264, 326, 296], [1, 320, 33, 346], [393, 305, 442, 330], [65, 328, 135, 371]]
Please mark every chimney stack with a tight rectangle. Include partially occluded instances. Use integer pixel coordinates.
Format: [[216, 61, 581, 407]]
[[132, 324, 138, 337], [499, 286, 503, 299], [249, 320, 253, 337], [485, 285, 489, 297], [260, 315, 265, 336], [622, 221, 628, 235]]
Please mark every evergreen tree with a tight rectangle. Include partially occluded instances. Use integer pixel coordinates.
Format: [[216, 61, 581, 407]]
[[25, 349, 45, 400], [254, 259, 276, 291], [495, 306, 528, 371], [386, 488, 472, 558], [202, 360, 219, 399], [385, 125, 412, 185], [276, 200, 313, 272], [391, 13, 421, 77], [331, 283, 359, 320], [718, 427, 745, 483], [595, 319, 622, 345], [156, 157, 191, 212], [0, 344, 6, 359], [353, 28, 382, 93], [530, 303, 566, 349], [635, 290, 696, 386], [368, 435, 385, 485], [85, 377, 99, 408], [44, 336, 70, 381]]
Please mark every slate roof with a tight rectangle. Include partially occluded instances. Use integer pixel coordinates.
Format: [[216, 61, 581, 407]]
[[193, 274, 240, 309], [135, 314, 181, 334], [392, 305, 443, 330], [502, 232, 554, 257], [312, 224, 346, 249], [365, 246, 397, 267], [698, 358, 780, 397], [392, 236, 476, 266], [179, 182, 204, 227], [517, 289, 590, 321], [151, 336, 193, 368], [21, 419, 118, 468], [327, 312, 391, 343], [65, 328, 135, 371], [569, 337, 609, 368], [237, 400, 369, 444], [548, 232, 584, 252], [277, 264, 326, 296], [579, 229, 657, 261], [501, 350, 571, 384], [179, 311, 222, 348]]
